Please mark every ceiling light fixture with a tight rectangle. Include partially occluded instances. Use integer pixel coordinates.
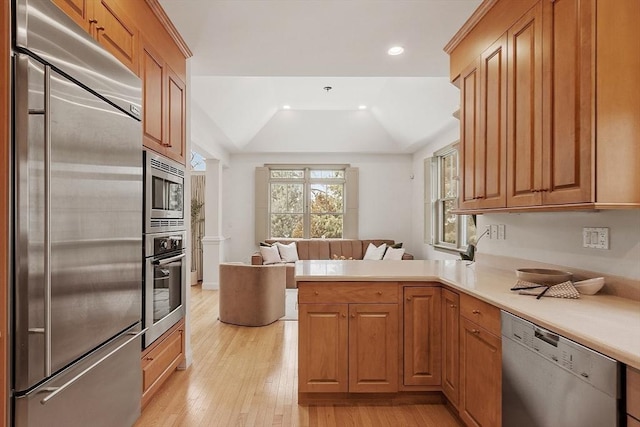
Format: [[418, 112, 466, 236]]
[[388, 46, 404, 56], [323, 86, 332, 92], [282, 105, 291, 110], [358, 105, 367, 110]]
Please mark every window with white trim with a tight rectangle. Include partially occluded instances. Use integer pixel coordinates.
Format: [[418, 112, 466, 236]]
[[429, 144, 476, 252], [255, 165, 358, 242]]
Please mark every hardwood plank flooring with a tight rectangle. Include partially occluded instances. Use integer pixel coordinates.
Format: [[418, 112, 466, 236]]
[[135, 286, 462, 427]]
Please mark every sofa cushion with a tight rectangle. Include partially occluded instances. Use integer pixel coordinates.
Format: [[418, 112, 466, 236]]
[[259, 245, 282, 265], [383, 247, 405, 260], [275, 242, 299, 263], [363, 242, 387, 260]]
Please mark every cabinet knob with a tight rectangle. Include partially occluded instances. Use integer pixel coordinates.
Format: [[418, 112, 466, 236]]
[[96, 26, 105, 31], [450, 304, 457, 308], [89, 19, 98, 24], [314, 291, 319, 295], [351, 314, 355, 318], [145, 356, 154, 361], [377, 291, 383, 295], [472, 329, 480, 335], [341, 313, 346, 318], [406, 297, 412, 301], [472, 309, 480, 314]]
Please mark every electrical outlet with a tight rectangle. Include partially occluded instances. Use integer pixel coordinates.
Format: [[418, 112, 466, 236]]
[[485, 225, 491, 239], [583, 227, 609, 249], [498, 224, 506, 240], [490, 224, 498, 240]]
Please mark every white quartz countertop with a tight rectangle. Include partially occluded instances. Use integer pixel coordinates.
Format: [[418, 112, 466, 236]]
[[295, 259, 640, 370]]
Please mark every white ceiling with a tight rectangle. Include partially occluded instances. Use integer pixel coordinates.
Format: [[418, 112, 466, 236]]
[[158, 0, 481, 155]]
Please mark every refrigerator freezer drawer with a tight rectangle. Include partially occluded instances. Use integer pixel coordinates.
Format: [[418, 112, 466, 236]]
[[14, 326, 143, 427]]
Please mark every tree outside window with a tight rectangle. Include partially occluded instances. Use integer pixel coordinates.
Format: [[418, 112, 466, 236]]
[[269, 168, 345, 239]]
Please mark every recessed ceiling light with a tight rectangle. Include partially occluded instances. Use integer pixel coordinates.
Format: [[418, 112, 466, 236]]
[[282, 105, 291, 110], [358, 105, 367, 110], [388, 46, 404, 56]]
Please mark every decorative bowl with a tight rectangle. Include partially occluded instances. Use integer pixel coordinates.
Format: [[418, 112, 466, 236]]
[[516, 268, 573, 285], [573, 277, 605, 295]]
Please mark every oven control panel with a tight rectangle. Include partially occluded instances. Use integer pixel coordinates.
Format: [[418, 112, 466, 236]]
[[153, 235, 183, 255]]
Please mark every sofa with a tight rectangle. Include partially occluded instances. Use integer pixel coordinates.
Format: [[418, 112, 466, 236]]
[[251, 239, 413, 289]]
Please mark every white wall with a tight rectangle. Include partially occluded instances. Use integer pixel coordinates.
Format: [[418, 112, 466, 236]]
[[223, 153, 414, 263]]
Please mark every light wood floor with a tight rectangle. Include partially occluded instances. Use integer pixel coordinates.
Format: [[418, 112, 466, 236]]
[[134, 285, 462, 427]]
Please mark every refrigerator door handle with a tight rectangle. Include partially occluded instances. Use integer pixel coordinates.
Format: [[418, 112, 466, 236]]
[[44, 64, 52, 377], [38, 328, 146, 405]]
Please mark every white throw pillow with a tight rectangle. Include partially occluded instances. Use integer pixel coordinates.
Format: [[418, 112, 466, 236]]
[[260, 245, 282, 265], [383, 247, 405, 260], [275, 242, 299, 263], [363, 243, 387, 260]]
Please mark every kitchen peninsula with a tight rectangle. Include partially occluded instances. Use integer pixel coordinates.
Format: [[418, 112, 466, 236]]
[[296, 259, 640, 425]]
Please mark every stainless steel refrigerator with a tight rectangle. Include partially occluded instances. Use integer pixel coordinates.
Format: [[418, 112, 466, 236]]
[[12, 0, 144, 425]]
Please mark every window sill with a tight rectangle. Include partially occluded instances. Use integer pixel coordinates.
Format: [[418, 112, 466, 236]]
[[432, 244, 468, 256]]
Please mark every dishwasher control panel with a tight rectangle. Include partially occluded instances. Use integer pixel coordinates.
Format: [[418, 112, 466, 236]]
[[501, 311, 619, 398]]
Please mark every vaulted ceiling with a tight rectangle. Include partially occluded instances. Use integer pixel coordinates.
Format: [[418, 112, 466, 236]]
[[159, 0, 481, 155]]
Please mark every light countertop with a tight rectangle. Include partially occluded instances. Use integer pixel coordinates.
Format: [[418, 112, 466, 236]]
[[295, 259, 640, 370]]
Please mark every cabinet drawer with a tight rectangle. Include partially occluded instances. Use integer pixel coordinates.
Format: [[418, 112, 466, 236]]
[[460, 293, 501, 336], [142, 321, 184, 406], [628, 366, 640, 421], [298, 282, 398, 304]]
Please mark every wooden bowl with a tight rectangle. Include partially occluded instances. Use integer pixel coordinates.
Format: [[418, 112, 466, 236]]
[[516, 268, 573, 285]]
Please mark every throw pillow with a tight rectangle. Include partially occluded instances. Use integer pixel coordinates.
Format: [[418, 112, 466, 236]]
[[275, 241, 299, 263], [363, 243, 387, 260], [260, 245, 282, 265], [259, 241, 272, 247], [383, 247, 405, 260], [390, 242, 403, 249]]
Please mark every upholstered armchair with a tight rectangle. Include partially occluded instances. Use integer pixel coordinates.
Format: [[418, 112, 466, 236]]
[[218, 263, 286, 326]]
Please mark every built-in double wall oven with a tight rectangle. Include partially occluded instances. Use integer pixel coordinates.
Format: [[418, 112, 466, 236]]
[[143, 151, 186, 347]]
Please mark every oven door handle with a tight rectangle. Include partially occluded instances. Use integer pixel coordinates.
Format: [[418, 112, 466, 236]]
[[152, 253, 186, 266]]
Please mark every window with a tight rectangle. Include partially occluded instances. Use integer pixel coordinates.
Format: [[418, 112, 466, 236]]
[[255, 166, 358, 242], [429, 144, 476, 252]]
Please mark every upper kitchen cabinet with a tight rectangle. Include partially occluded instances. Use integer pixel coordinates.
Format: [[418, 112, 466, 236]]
[[446, 0, 640, 213], [52, 0, 138, 74], [140, 40, 187, 164], [53, 0, 192, 165]]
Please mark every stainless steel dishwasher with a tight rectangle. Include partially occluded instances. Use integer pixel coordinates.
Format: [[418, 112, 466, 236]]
[[501, 311, 621, 427]]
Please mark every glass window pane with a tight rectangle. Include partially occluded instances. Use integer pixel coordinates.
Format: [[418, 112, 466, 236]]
[[270, 214, 303, 238], [464, 215, 477, 246], [310, 183, 343, 213], [310, 214, 343, 238], [310, 170, 344, 179], [270, 169, 303, 179], [441, 152, 458, 199], [442, 199, 457, 245], [270, 183, 303, 213]]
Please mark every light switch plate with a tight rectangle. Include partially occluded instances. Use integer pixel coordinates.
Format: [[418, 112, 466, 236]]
[[490, 224, 498, 240], [583, 227, 609, 249], [498, 224, 506, 240]]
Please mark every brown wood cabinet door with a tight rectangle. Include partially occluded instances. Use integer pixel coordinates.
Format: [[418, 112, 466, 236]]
[[441, 289, 459, 408], [52, 0, 94, 32], [141, 41, 165, 155], [477, 35, 508, 209], [459, 59, 481, 209], [164, 67, 187, 165], [506, 2, 544, 208], [349, 303, 398, 393], [541, 0, 593, 205], [459, 318, 502, 427], [298, 304, 348, 393], [93, 0, 138, 74], [403, 287, 442, 386]]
